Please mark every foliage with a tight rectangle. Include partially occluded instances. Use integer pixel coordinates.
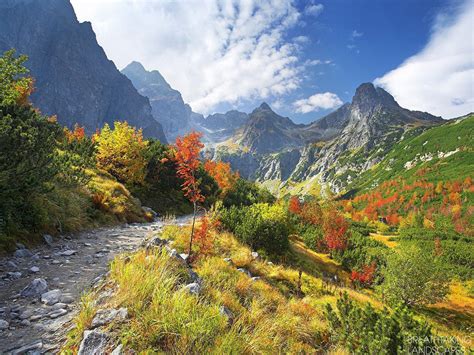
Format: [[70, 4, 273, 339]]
[[380, 245, 450, 306], [0, 49, 33, 106], [0, 63, 62, 237], [222, 178, 275, 208], [220, 203, 290, 255], [326, 293, 462, 354], [174, 131, 205, 204], [204, 160, 239, 196], [95, 121, 148, 185]]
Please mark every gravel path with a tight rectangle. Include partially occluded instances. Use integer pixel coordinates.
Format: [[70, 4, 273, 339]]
[[0, 217, 190, 354]]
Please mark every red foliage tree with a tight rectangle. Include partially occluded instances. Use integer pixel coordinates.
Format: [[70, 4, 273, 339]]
[[323, 209, 348, 251], [174, 131, 205, 262], [193, 216, 213, 259], [288, 196, 302, 214]]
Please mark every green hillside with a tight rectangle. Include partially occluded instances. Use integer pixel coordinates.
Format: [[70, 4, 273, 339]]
[[347, 114, 474, 194]]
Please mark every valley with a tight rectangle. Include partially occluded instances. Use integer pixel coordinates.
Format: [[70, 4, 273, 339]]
[[0, 0, 472, 354]]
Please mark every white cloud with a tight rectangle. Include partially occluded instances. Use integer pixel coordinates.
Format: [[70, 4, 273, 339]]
[[293, 35, 310, 44], [293, 92, 343, 113], [374, 1, 474, 118], [351, 30, 363, 38], [70, 0, 306, 114], [304, 3, 324, 17]]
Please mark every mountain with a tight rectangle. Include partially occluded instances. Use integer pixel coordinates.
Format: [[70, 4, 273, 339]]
[[122, 61, 250, 143], [0, 0, 166, 142], [215, 83, 444, 194], [121, 61, 198, 141], [193, 110, 249, 143]]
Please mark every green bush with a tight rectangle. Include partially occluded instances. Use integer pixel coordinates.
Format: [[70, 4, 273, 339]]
[[380, 245, 450, 306], [333, 230, 388, 272], [326, 293, 462, 354], [300, 224, 324, 252], [222, 178, 275, 208], [220, 203, 290, 255]]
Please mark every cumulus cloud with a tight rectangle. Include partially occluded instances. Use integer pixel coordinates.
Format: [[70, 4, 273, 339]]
[[293, 92, 343, 113], [374, 1, 474, 118], [71, 0, 306, 114], [305, 3, 324, 17]]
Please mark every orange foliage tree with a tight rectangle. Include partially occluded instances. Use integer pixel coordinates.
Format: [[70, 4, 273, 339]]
[[204, 160, 239, 196], [174, 131, 205, 262]]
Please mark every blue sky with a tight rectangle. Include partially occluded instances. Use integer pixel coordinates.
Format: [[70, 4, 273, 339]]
[[72, 0, 473, 123]]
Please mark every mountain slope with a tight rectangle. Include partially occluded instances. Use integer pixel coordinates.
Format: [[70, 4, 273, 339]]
[[122, 61, 198, 141], [0, 0, 166, 142], [346, 113, 474, 195]]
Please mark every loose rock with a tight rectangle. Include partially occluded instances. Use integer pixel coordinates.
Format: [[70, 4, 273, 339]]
[[30, 266, 40, 273], [14, 249, 33, 258], [21, 278, 48, 298], [0, 319, 9, 330], [41, 289, 62, 305], [48, 308, 68, 319]]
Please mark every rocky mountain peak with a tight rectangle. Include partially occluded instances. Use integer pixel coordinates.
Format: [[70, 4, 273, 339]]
[[352, 83, 398, 112], [257, 102, 272, 111]]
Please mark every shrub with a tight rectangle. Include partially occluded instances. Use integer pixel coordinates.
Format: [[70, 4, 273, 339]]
[[94, 121, 148, 185], [380, 245, 449, 306], [300, 224, 325, 252], [222, 178, 275, 208], [326, 293, 462, 354], [220, 203, 290, 255]]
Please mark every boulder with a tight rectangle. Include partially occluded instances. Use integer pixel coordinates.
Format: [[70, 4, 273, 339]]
[[251, 251, 260, 260], [21, 278, 48, 298], [49, 308, 68, 319], [78, 330, 108, 355], [251, 277, 261, 282], [7, 260, 18, 269], [10, 340, 43, 355], [41, 289, 62, 305]]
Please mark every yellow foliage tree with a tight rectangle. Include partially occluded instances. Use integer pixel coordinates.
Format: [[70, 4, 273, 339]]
[[94, 121, 148, 185]]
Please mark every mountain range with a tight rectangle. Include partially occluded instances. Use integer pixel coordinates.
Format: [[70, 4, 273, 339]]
[[0, 0, 167, 142], [2, 0, 460, 197]]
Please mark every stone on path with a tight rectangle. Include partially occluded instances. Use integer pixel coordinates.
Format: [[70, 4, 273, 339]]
[[41, 289, 62, 305], [111, 344, 123, 355], [14, 249, 33, 258], [21, 278, 48, 298], [0, 319, 9, 330], [30, 266, 40, 273], [48, 308, 68, 319]]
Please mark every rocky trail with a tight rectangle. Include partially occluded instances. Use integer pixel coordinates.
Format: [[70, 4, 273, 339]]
[[0, 217, 191, 354]]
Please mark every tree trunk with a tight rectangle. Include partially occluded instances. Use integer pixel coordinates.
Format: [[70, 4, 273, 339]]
[[297, 269, 303, 297], [188, 201, 197, 264]]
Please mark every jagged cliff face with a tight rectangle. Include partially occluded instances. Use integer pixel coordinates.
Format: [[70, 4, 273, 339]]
[[122, 61, 198, 142], [216, 83, 443, 194], [0, 0, 166, 142]]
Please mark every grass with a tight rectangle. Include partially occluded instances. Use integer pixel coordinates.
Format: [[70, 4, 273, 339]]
[[63, 292, 96, 352], [65, 221, 473, 352]]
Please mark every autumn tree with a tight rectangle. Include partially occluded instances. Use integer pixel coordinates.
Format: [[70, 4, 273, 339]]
[[204, 160, 239, 196], [288, 196, 302, 214], [323, 209, 348, 251], [174, 131, 205, 262], [94, 121, 148, 185]]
